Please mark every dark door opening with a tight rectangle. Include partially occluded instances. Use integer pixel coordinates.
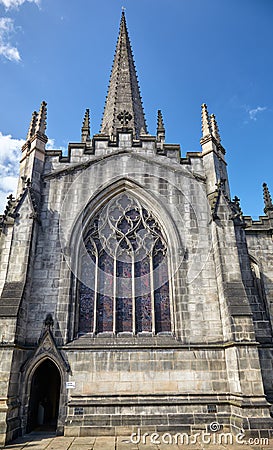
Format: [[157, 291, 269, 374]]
[[27, 359, 61, 433]]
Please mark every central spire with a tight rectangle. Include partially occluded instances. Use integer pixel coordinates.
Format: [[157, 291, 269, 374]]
[[100, 12, 147, 139]]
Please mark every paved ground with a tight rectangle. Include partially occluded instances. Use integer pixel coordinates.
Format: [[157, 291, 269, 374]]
[[1, 433, 273, 450]]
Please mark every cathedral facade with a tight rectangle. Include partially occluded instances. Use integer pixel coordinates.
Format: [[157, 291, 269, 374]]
[[0, 12, 273, 445]]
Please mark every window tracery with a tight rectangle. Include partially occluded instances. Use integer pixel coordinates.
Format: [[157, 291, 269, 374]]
[[78, 193, 171, 335]]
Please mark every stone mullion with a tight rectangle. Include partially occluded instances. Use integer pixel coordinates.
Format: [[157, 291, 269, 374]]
[[132, 254, 136, 334], [113, 255, 117, 334], [92, 252, 99, 335], [167, 253, 175, 334], [150, 254, 156, 335]]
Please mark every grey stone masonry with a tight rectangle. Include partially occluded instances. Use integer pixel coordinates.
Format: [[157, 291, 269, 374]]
[[0, 11, 273, 446], [244, 209, 273, 406]]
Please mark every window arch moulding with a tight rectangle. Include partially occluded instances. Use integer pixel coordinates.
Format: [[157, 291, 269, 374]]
[[68, 179, 181, 339]]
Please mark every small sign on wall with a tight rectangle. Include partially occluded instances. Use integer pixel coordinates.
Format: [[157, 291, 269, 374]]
[[66, 381, 76, 389]]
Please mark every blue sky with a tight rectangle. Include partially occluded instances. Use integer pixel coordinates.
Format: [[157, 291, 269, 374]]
[[0, 0, 272, 218]]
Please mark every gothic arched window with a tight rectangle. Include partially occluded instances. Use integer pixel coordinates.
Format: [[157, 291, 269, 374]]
[[78, 193, 172, 336]]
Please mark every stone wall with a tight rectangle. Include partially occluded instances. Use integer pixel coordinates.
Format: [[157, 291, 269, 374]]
[[245, 228, 273, 403], [26, 146, 223, 345], [1, 132, 273, 442]]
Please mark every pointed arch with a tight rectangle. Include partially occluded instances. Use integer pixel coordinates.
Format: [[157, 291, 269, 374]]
[[26, 358, 61, 433], [19, 331, 69, 436], [69, 178, 181, 339], [69, 177, 181, 260]]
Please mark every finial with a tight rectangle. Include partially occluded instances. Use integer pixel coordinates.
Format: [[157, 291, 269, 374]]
[[121, 7, 126, 24], [81, 108, 91, 142], [201, 103, 212, 137], [26, 110, 38, 141], [263, 182, 273, 214], [4, 194, 15, 215], [44, 313, 54, 329], [157, 110, 165, 142], [140, 126, 146, 136], [157, 110, 165, 131], [210, 113, 221, 143], [232, 195, 242, 213], [231, 195, 243, 222], [35, 101, 47, 136]]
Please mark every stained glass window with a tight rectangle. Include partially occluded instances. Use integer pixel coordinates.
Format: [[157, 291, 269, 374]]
[[135, 256, 152, 333], [78, 193, 171, 335]]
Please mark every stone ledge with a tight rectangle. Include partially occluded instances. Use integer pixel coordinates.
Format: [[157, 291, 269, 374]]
[[63, 337, 259, 350]]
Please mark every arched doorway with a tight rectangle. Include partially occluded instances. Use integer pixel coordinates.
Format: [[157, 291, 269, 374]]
[[27, 359, 61, 433]]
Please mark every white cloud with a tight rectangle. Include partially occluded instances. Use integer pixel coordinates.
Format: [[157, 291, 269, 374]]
[[0, 132, 67, 213], [46, 138, 56, 150], [0, 0, 40, 9], [0, 175, 18, 191], [46, 138, 66, 153], [0, 42, 20, 60], [248, 106, 267, 121], [0, 0, 41, 62], [0, 17, 20, 62], [0, 132, 23, 213]]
